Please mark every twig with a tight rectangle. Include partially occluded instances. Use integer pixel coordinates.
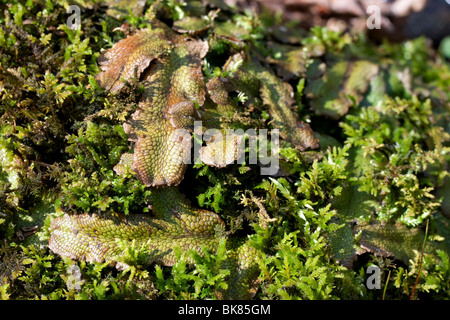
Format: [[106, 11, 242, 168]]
[[382, 269, 391, 300], [410, 219, 429, 300]]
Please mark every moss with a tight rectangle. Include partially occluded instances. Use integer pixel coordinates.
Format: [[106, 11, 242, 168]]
[[0, 0, 449, 300]]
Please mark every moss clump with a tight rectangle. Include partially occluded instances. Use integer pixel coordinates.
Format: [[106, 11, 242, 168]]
[[0, 0, 449, 300]]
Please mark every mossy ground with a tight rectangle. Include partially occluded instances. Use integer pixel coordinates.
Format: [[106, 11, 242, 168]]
[[0, 0, 449, 300]]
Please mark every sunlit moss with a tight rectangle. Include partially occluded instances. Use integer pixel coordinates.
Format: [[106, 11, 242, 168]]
[[0, 0, 449, 300]]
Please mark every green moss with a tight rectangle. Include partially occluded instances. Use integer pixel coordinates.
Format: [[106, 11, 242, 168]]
[[0, 0, 449, 300]]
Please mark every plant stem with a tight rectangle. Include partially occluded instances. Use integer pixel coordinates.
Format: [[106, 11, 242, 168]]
[[410, 219, 429, 300]]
